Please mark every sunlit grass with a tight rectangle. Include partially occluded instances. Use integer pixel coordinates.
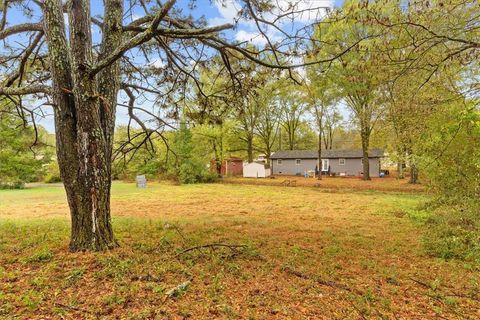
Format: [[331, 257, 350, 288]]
[[0, 182, 478, 318]]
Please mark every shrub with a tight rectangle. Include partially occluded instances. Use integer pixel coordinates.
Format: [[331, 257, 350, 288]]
[[44, 161, 61, 183], [416, 105, 480, 263], [423, 204, 480, 263], [0, 181, 25, 189]]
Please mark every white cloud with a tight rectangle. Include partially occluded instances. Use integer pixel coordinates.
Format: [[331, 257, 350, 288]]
[[235, 30, 268, 46], [208, 0, 248, 27], [274, 0, 333, 24], [149, 58, 166, 69], [211, 0, 333, 48], [210, 0, 333, 27], [235, 28, 283, 47]]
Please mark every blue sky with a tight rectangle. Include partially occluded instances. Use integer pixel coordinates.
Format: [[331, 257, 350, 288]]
[[2, 0, 345, 132]]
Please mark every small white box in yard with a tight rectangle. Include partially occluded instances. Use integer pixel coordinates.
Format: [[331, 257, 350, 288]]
[[136, 175, 147, 188]]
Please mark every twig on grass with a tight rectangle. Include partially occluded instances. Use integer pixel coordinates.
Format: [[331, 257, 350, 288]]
[[54, 302, 97, 318], [409, 277, 479, 301], [161, 280, 192, 304], [347, 299, 368, 320], [175, 243, 247, 258], [282, 265, 356, 293], [170, 223, 188, 245]]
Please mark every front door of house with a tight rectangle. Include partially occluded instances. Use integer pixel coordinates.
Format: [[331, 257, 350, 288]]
[[321, 159, 329, 172]]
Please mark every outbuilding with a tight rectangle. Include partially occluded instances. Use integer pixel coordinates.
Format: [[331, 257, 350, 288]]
[[243, 162, 271, 178]]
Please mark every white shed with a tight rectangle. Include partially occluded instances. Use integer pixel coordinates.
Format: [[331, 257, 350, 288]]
[[243, 162, 271, 178]]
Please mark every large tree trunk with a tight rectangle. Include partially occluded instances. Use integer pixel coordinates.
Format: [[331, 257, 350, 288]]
[[44, 0, 121, 251], [360, 125, 371, 180]]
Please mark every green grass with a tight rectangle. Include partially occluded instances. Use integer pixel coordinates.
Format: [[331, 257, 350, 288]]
[[0, 182, 478, 319]]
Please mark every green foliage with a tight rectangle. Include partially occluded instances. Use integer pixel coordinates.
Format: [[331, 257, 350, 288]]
[[417, 106, 480, 262], [112, 126, 170, 181], [44, 161, 61, 183], [172, 121, 216, 184], [423, 205, 480, 263], [0, 113, 47, 187]]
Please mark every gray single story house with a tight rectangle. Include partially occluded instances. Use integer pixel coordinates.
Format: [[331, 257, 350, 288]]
[[270, 149, 384, 177]]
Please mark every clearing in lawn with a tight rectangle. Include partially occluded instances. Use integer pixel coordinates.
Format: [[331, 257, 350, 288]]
[[0, 182, 478, 319]]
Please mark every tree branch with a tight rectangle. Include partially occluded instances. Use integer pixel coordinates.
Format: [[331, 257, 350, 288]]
[[0, 22, 43, 40], [0, 85, 51, 95]]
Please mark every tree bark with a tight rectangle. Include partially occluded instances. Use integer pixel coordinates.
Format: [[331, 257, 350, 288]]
[[317, 130, 322, 180], [328, 126, 333, 149], [409, 164, 418, 184], [247, 134, 254, 163], [212, 140, 222, 177], [360, 124, 371, 180], [44, 0, 119, 251], [397, 161, 404, 179], [265, 145, 271, 169]]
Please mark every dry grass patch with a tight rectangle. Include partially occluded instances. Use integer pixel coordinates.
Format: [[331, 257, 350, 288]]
[[0, 182, 478, 319], [223, 176, 426, 193]]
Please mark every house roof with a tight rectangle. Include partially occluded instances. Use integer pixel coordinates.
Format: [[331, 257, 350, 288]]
[[271, 149, 384, 159]]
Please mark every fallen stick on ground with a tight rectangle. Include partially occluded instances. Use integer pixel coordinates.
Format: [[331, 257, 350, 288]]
[[162, 280, 192, 304], [54, 302, 96, 317], [282, 266, 355, 293], [175, 243, 247, 258]]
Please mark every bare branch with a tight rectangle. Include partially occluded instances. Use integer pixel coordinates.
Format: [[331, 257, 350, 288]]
[[0, 22, 43, 40]]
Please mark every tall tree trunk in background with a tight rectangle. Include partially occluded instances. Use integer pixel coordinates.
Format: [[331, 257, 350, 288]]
[[278, 129, 282, 150], [328, 127, 333, 149], [44, 0, 121, 251], [397, 161, 405, 179], [265, 144, 272, 168], [287, 128, 295, 150], [360, 123, 371, 180], [410, 163, 418, 184], [212, 141, 222, 176], [247, 133, 254, 163], [317, 131, 322, 180]]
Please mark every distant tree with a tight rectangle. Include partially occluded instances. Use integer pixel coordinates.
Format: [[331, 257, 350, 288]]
[[172, 121, 213, 184], [255, 87, 282, 168], [278, 80, 306, 150], [322, 108, 342, 150], [310, 0, 391, 180], [304, 65, 339, 179], [0, 112, 45, 187]]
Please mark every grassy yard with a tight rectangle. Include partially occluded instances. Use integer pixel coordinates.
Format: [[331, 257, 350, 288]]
[[222, 176, 426, 193], [0, 182, 478, 319]]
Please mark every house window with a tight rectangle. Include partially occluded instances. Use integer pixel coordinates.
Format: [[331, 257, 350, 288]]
[[295, 159, 301, 165], [277, 159, 282, 165], [339, 158, 346, 166]]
